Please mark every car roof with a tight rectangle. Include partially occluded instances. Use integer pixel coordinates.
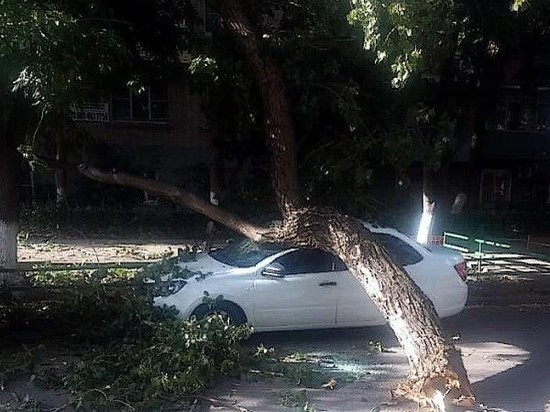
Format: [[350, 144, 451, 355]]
[[362, 222, 403, 236]]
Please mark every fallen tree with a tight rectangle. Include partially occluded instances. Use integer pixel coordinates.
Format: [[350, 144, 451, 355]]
[[218, 0, 474, 407], [75, 165, 473, 409], [63, 0, 475, 406]]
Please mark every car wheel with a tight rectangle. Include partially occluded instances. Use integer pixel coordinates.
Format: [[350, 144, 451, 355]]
[[192, 301, 247, 326]]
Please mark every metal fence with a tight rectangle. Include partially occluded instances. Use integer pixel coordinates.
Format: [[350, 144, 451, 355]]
[[442, 231, 512, 272]]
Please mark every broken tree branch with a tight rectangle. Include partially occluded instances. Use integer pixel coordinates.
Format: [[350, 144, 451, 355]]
[[30, 153, 277, 243], [76, 164, 270, 243]]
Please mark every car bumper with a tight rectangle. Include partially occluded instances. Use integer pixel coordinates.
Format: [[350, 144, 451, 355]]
[[437, 282, 468, 318]]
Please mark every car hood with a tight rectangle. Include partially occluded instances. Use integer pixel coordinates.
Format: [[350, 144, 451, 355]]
[[177, 252, 234, 276]]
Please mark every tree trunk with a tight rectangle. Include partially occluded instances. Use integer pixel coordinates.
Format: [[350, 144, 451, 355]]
[[417, 166, 436, 244], [219, 0, 300, 217], [55, 138, 68, 207], [218, 0, 473, 407], [274, 208, 471, 407], [451, 192, 467, 215], [208, 153, 224, 208], [450, 105, 478, 216], [206, 126, 225, 234], [0, 126, 19, 284]]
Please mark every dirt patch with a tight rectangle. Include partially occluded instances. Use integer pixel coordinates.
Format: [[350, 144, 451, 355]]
[[18, 237, 198, 265], [467, 272, 550, 306]]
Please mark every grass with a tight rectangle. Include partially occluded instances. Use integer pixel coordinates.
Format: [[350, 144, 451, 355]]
[[0, 346, 38, 391], [0, 398, 47, 412]]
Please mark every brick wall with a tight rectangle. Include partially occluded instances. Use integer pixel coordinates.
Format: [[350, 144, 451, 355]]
[[77, 80, 210, 150]]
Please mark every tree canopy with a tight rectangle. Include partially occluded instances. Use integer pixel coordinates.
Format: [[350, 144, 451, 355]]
[[0, 0, 192, 109]]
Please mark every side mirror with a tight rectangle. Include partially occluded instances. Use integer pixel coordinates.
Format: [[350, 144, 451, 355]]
[[261, 262, 286, 278]]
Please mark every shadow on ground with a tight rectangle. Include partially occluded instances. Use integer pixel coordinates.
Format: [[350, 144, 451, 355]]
[[206, 306, 550, 412]]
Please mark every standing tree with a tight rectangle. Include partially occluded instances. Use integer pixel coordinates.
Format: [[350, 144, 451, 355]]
[[349, 0, 550, 242], [5, 0, 548, 407], [0, 0, 192, 280], [20, 0, 550, 407]]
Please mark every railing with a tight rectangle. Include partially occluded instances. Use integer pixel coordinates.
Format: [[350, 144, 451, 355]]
[[472, 238, 511, 271], [443, 232, 470, 253], [443, 232, 511, 271]]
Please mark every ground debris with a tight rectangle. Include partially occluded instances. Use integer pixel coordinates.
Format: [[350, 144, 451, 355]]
[[320, 378, 337, 390]]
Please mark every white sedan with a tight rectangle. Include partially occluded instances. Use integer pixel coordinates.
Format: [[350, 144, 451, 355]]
[[155, 225, 468, 332]]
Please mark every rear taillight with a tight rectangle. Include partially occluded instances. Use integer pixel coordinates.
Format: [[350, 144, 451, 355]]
[[454, 261, 468, 281]]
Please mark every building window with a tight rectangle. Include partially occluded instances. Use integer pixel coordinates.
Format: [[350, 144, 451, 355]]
[[112, 84, 168, 121], [536, 87, 550, 131], [494, 86, 532, 131], [480, 169, 512, 205], [493, 85, 550, 132]]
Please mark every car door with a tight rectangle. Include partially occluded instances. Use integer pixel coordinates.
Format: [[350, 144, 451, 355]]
[[337, 233, 425, 327], [253, 249, 339, 330]]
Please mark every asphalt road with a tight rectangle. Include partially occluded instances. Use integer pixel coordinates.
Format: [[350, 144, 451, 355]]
[[240, 305, 550, 411], [446, 306, 550, 411]]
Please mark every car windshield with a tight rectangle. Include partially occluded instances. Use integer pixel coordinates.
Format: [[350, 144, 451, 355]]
[[208, 238, 284, 267]]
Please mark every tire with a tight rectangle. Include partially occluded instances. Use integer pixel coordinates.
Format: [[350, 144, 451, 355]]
[[192, 301, 247, 326]]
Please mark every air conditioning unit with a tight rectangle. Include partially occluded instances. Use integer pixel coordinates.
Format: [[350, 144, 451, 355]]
[[71, 103, 109, 122]]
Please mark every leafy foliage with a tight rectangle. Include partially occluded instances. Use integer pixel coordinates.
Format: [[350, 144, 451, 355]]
[[348, 0, 550, 87], [67, 315, 250, 410], [1, 0, 191, 107], [1, 0, 197, 197], [1, 254, 251, 410]]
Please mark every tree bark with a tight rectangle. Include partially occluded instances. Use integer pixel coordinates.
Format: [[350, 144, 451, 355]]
[[55, 138, 68, 207], [451, 192, 467, 215], [450, 104, 483, 216], [206, 125, 225, 235], [272, 208, 472, 407], [219, 0, 300, 217], [0, 119, 19, 284], [417, 166, 436, 244]]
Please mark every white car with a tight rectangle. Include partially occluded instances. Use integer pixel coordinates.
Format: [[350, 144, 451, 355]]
[[155, 225, 468, 332]]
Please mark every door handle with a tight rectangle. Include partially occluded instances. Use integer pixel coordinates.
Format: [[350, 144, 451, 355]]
[[318, 281, 337, 287]]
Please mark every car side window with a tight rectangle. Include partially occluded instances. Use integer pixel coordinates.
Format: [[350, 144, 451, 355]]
[[333, 256, 347, 271], [372, 234, 423, 266], [275, 249, 338, 274]]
